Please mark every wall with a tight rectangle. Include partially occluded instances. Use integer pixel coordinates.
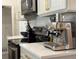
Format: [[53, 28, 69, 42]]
[[2, 0, 22, 35], [11, 0, 22, 35], [2, 7, 12, 52]]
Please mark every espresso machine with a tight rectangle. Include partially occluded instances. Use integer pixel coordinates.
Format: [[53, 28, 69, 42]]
[[44, 13, 75, 51]]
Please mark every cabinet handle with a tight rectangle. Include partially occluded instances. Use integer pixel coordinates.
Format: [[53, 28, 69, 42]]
[[45, 0, 51, 11], [25, 55, 30, 59], [21, 54, 30, 59]]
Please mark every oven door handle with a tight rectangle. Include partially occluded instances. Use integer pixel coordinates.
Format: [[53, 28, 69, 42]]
[[9, 46, 17, 51]]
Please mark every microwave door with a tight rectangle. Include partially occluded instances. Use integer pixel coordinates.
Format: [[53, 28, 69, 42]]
[[21, 0, 36, 15], [27, 0, 32, 9]]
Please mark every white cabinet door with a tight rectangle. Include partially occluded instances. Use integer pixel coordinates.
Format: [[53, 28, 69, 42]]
[[38, 0, 52, 15], [38, 0, 75, 16], [21, 54, 30, 59], [21, 47, 32, 59], [37, 0, 45, 15], [47, 55, 76, 59], [37, 0, 66, 16], [51, 0, 66, 11]]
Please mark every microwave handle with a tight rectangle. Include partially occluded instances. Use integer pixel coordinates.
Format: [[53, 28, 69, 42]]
[[27, 0, 32, 9]]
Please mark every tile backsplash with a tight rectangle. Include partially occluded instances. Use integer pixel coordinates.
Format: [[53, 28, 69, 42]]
[[19, 12, 76, 35], [19, 16, 51, 32]]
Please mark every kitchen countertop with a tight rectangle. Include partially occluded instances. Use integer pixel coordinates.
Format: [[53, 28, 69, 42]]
[[20, 42, 76, 59], [7, 35, 27, 40]]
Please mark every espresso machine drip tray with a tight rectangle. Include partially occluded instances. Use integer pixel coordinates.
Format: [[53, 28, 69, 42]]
[[44, 42, 65, 51]]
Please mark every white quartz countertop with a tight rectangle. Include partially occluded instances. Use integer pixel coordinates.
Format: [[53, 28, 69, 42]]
[[7, 35, 27, 40], [20, 42, 76, 59]]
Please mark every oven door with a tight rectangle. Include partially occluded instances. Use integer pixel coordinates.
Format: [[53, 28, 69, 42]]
[[8, 46, 18, 59], [21, 0, 36, 15]]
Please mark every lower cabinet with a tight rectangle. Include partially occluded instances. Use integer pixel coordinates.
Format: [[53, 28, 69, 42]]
[[20, 48, 31, 59], [47, 55, 76, 59], [21, 54, 30, 59], [20, 47, 76, 59]]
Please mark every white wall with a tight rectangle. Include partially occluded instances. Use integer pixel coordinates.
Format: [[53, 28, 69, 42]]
[[2, 0, 22, 35], [2, 7, 12, 50]]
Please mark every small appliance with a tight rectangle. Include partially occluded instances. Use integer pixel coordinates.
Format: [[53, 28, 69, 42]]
[[44, 22, 74, 51]]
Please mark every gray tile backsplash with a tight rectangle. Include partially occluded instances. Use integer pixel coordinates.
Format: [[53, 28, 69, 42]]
[[19, 16, 51, 32], [19, 12, 76, 34], [29, 16, 51, 27]]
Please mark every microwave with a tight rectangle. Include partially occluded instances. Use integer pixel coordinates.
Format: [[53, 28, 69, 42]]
[[21, 0, 37, 15]]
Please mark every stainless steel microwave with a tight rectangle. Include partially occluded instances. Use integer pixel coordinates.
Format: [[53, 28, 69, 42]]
[[21, 0, 37, 15]]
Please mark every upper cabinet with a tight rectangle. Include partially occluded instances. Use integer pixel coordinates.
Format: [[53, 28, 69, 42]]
[[37, 0, 76, 16], [2, 0, 11, 6]]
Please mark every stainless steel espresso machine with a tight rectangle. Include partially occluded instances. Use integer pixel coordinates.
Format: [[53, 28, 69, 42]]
[[44, 13, 76, 51], [44, 22, 73, 50]]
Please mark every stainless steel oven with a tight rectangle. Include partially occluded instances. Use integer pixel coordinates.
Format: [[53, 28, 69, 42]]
[[8, 46, 18, 59], [8, 40, 20, 59], [21, 0, 37, 15]]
